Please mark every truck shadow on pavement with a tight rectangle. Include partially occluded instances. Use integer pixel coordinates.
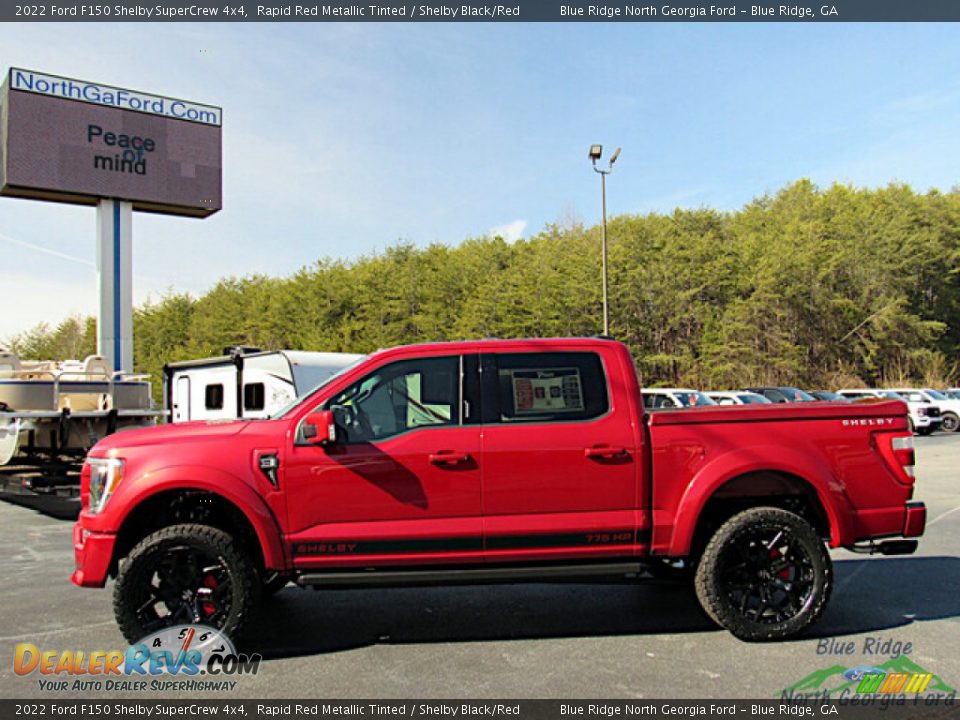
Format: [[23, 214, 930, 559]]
[[246, 556, 960, 659], [0, 491, 80, 520]]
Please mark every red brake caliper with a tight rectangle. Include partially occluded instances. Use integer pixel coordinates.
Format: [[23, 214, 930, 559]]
[[200, 574, 219, 617], [769, 548, 790, 579]]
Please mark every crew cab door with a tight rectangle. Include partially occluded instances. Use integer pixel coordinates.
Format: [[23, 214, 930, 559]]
[[479, 349, 646, 562], [283, 354, 483, 569]]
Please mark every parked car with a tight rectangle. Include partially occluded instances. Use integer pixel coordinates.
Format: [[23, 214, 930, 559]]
[[887, 388, 960, 432], [742, 386, 817, 403], [641, 388, 717, 410], [836, 389, 941, 436], [809, 391, 850, 402], [72, 338, 925, 644], [705, 391, 772, 405]]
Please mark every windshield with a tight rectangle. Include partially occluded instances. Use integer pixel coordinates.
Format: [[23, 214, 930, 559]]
[[924, 389, 948, 400], [270, 355, 368, 418], [674, 391, 717, 407], [878, 391, 904, 400], [738, 393, 771, 404]]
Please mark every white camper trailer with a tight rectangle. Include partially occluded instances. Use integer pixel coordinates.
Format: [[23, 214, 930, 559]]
[[164, 348, 364, 422]]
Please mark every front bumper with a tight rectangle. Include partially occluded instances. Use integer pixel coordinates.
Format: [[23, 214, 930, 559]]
[[71, 522, 116, 588]]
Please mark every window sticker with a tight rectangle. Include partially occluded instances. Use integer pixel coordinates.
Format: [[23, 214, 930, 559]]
[[509, 368, 584, 414]]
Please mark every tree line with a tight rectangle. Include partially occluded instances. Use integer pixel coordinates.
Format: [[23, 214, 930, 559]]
[[8, 179, 960, 402]]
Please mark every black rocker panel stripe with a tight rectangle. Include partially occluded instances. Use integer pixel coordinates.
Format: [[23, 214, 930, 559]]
[[293, 529, 651, 556]]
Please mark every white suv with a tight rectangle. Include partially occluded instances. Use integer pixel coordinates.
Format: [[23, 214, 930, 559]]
[[641, 388, 716, 410], [887, 388, 960, 433]]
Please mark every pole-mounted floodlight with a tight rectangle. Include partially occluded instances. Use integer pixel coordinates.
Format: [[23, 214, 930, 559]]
[[589, 143, 621, 337]]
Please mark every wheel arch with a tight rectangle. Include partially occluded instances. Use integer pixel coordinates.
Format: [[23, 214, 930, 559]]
[[665, 446, 853, 558], [110, 469, 286, 577]]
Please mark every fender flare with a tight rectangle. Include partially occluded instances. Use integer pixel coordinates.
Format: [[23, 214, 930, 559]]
[[666, 444, 853, 556], [112, 465, 287, 570]]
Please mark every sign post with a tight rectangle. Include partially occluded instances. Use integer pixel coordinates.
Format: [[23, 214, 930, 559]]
[[96, 199, 133, 373]]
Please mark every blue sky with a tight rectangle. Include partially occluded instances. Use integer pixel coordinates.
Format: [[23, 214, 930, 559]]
[[2, 22, 959, 340]]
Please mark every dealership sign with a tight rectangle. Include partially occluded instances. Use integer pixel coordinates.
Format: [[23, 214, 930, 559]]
[[0, 67, 222, 217], [9, 68, 221, 126]]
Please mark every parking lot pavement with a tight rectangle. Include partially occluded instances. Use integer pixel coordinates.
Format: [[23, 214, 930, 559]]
[[0, 434, 957, 700]]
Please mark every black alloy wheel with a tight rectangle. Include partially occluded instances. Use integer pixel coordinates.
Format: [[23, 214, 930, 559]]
[[694, 507, 831, 641], [114, 524, 259, 644]]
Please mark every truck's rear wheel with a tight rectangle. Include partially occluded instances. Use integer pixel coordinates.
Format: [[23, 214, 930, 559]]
[[113, 524, 259, 644], [694, 507, 831, 641]]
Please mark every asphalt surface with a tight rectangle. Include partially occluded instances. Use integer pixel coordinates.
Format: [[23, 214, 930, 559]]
[[0, 434, 957, 700]]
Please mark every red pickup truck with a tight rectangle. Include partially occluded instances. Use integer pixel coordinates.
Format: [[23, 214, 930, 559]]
[[72, 338, 925, 643]]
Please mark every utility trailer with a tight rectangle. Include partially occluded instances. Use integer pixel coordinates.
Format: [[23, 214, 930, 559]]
[[164, 347, 364, 422], [0, 352, 164, 499]]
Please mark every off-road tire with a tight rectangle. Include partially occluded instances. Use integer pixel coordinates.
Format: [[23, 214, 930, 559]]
[[694, 507, 832, 641], [113, 524, 260, 645], [941, 412, 959, 433]]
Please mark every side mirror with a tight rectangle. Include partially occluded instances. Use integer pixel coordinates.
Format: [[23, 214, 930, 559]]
[[303, 410, 337, 445]]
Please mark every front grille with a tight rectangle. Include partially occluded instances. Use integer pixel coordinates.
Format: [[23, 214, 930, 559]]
[[927, 406, 941, 418]]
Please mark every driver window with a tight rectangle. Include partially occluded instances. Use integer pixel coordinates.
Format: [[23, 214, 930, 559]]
[[325, 356, 460, 443]]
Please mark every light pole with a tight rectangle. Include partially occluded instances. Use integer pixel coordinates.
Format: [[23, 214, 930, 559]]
[[589, 144, 620, 336]]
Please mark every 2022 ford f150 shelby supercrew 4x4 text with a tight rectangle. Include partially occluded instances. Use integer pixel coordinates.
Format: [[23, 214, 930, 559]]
[[72, 338, 925, 643]]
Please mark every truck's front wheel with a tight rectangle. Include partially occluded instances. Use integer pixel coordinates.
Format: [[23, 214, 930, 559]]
[[113, 524, 260, 644], [694, 507, 831, 641]]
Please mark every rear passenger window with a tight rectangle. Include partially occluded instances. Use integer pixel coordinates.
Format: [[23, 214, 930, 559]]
[[489, 352, 608, 423]]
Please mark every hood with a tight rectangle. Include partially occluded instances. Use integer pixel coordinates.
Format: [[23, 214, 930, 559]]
[[89, 419, 251, 455]]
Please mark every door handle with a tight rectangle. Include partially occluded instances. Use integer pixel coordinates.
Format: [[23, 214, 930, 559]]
[[428, 451, 472, 465], [584, 446, 627, 459]]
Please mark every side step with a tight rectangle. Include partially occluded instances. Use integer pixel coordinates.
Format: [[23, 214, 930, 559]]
[[297, 561, 644, 588]]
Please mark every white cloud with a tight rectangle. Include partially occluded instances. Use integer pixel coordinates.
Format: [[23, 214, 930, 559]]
[[489, 219, 527, 243]]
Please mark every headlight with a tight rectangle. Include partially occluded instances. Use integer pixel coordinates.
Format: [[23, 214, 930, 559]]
[[87, 457, 124, 515]]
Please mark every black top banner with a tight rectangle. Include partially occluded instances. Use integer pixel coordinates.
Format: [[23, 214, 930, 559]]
[[1, 700, 959, 719], [4, 0, 960, 22]]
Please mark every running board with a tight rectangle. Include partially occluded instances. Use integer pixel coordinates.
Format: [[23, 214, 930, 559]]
[[297, 561, 644, 588]]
